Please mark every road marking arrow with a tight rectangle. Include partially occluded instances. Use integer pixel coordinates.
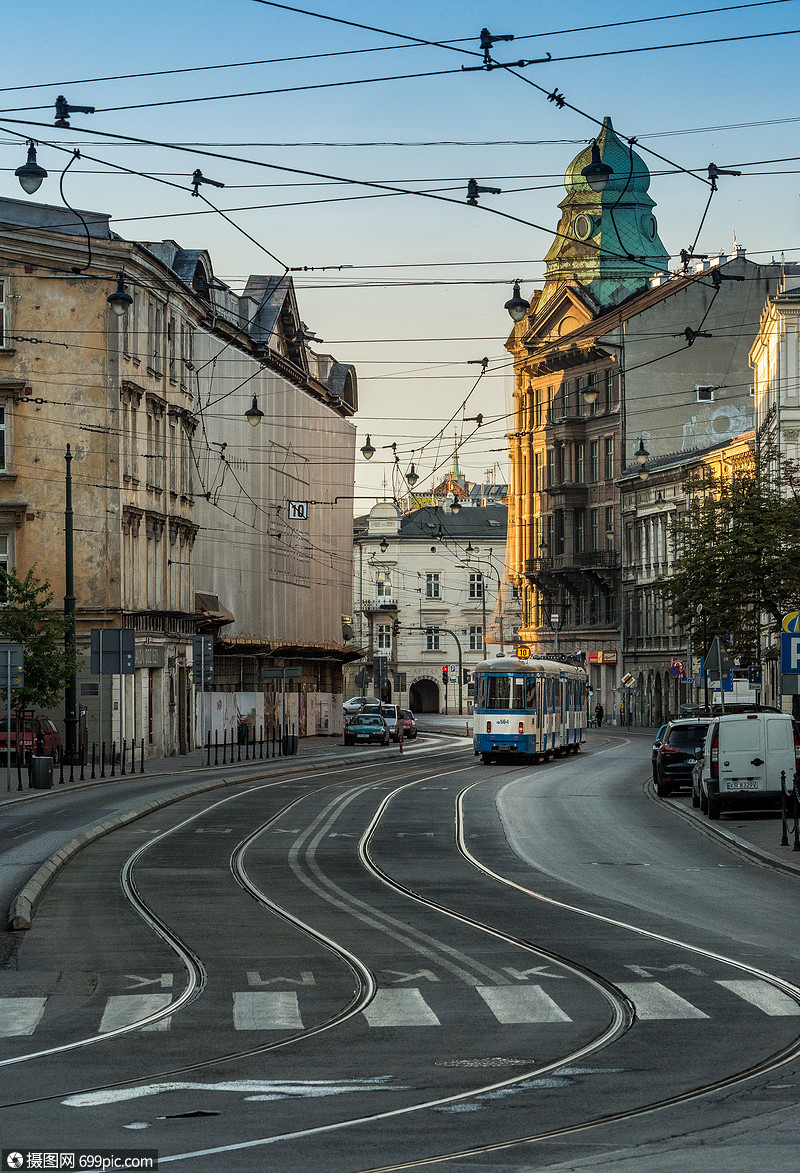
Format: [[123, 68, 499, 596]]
[[246, 971, 316, 987], [502, 966, 567, 981], [384, 969, 440, 984], [124, 974, 174, 989]]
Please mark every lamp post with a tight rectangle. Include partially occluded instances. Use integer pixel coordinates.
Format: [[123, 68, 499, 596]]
[[64, 445, 77, 768], [462, 545, 506, 655], [550, 612, 561, 655]]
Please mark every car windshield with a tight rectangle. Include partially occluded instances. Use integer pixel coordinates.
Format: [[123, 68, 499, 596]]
[[401, 710, 412, 719], [354, 716, 382, 726], [380, 707, 396, 718], [666, 725, 708, 747]]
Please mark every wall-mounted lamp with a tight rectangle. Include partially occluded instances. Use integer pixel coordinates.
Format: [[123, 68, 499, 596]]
[[245, 395, 264, 427], [379, 538, 389, 553], [15, 141, 48, 194]]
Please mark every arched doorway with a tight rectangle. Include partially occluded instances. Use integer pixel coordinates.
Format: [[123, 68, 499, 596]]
[[409, 678, 439, 713]]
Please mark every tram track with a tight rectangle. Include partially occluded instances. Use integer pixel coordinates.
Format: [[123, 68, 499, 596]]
[[156, 753, 800, 1169], [0, 750, 477, 1110]]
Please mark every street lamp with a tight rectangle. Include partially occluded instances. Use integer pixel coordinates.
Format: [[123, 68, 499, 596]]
[[107, 273, 133, 317], [635, 437, 650, 480], [582, 378, 599, 406], [581, 139, 614, 193], [361, 434, 376, 460], [244, 395, 264, 427], [15, 141, 48, 194], [406, 462, 419, 487], [504, 280, 530, 322], [450, 495, 462, 515]]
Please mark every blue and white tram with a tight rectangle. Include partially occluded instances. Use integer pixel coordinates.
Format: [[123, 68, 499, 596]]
[[472, 656, 587, 764]]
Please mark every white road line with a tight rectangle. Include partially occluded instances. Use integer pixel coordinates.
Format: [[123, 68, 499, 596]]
[[99, 995, 174, 1033], [233, 991, 304, 1030], [717, 979, 800, 1016], [0, 997, 47, 1037], [477, 985, 571, 1024], [361, 989, 441, 1027], [617, 982, 709, 1020]]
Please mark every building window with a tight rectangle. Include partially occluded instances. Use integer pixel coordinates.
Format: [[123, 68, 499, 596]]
[[0, 404, 7, 472], [546, 449, 554, 488], [468, 624, 483, 651], [0, 535, 8, 602], [533, 385, 541, 428], [604, 437, 614, 481], [696, 384, 715, 402], [590, 440, 599, 482], [376, 571, 392, 599], [0, 279, 5, 347], [574, 508, 585, 554], [604, 369, 613, 411], [605, 505, 614, 550], [168, 316, 177, 380], [590, 508, 599, 552], [574, 442, 584, 483], [425, 625, 440, 651], [377, 623, 391, 650], [468, 572, 484, 600], [425, 572, 441, 600]]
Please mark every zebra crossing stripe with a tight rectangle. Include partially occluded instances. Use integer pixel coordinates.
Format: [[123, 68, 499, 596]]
[[716, 979, 800, 1016], [477, 985, 571, 1023], [99, 994, 174, 1032], [361, 989, 441, 1027], [0, 997, 47, 1037], [618, 982, 709, 1020], [233, 991, 303, 1030]]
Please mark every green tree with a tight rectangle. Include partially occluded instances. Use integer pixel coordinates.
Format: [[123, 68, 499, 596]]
[[656, 451, 800, 661], [0, 566, 78, 714]]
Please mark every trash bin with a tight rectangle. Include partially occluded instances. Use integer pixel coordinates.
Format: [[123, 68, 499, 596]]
[[29, 755, 54, 789], [281, 733, 299, 756]]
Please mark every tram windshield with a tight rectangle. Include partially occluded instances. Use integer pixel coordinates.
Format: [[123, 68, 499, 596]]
[[480, 674, 536, 711]]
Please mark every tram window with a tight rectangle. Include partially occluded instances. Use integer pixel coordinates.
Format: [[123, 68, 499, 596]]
[[513, 678, 525, 709], [525, 676, 537, 711], [477, 676, 486, 708], [486, 676, 512, 708]]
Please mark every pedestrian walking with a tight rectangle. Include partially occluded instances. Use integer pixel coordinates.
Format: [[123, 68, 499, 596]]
[[594, 702, 604, 728]]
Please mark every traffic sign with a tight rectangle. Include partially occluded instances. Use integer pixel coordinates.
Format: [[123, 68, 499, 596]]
[[621, 672, 634, 687], [516, 645, 531, 659], [781, 633, 800, 674], [783, 611, 800, 633], [449, 663, 457, 677]]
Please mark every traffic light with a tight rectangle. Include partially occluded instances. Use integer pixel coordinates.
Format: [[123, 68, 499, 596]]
[[442, 665, 449, 683], [392, 618, 400, 636]]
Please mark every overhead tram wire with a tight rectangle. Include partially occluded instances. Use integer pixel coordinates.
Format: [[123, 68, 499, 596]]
[[0, 119, 701, 283], [0, 2, 790, 97]]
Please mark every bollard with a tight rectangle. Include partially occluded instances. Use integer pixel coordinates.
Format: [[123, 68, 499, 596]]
[[223, 730, 228, 765], [100, 741, 106, 779], [237, 728, 242, 763], [59, 747, 65, 785], [214, 730, 219, 767], [110, 742, 116, 778], [120, 740, 126, 776], [140, 737, 145, 774], [206, 730, 211, 768], [259, 724, 263, 760], [90, 743, 96, 780], [79, 743, 85, 781], [781, 770, 789, 847]]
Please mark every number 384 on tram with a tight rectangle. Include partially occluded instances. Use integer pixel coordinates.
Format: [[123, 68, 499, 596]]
[[472, 655, 587, 764]]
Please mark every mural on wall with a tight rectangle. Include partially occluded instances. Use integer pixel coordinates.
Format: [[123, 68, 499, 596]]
[[681, 403, 752, 451]]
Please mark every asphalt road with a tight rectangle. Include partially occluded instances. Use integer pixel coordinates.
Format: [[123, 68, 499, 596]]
[[1, 734, 799, 1171]]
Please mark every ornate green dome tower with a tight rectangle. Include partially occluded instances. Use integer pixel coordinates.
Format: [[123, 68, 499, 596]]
[[540, 117, 669, 309]]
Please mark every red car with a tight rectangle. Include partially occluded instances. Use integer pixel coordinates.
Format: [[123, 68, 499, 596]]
[[400, 709, 418, 739], [0, 715, 62, 764]]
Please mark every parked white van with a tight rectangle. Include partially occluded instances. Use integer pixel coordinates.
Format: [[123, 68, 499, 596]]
[[694, 711, 799, 820]]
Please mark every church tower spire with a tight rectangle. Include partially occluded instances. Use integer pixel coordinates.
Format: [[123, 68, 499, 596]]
[[540, 117, 669, 309]]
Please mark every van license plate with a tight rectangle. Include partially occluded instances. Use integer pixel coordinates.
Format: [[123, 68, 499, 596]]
[[726, 780, 759, 790]]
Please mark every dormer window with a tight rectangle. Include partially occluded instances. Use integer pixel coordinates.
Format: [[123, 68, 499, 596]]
[[696, 385, 715, 402]]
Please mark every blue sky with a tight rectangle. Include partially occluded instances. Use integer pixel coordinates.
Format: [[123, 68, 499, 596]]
[[4, 1, 799, 501]]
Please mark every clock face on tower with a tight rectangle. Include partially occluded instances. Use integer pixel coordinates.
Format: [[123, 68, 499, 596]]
[[573, 213, 594, 241]]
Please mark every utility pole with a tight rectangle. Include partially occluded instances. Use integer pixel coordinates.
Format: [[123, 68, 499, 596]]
[[64, 445, 77, 766]]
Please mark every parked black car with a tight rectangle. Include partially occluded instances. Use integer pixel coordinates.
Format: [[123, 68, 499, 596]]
[[654, 718, 710, 797], [343, 714, 390, 746]]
